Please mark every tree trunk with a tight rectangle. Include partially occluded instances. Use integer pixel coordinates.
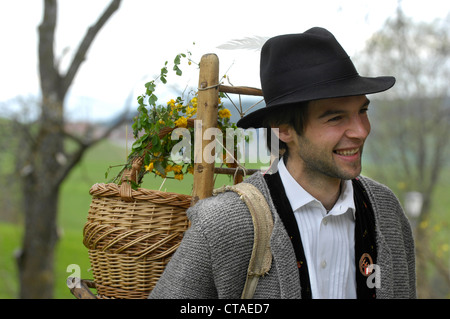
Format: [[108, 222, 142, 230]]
[[15, 0, 122, 298], [18, 176, 60, 299], [16, 90, 65, 298]]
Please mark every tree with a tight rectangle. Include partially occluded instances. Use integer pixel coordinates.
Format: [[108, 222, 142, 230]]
[[15, 0, 122, 299], [357, 7, 450, 297]]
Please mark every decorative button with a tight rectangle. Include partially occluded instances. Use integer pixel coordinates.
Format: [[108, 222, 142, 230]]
[[321, 260, 327, 268]]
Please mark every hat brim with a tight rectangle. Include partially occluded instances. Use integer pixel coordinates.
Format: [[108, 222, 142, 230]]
[[237, 75, 395, 129]]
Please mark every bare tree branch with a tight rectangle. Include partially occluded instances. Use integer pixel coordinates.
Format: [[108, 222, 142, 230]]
[[56, 109, 129, 187], [38, 0, 59, 96], [61, 0, 122, 96]]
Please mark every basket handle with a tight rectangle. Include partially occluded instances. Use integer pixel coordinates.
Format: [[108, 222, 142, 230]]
[[119, 118, 195, 201]]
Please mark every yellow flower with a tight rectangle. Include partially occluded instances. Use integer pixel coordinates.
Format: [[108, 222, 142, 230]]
[[172, 165, 183, 173], [165, 164, 173, 173], [174, 173, 184, 181], [218, 108, 231, 119], [187, 166, 194, 175], [167, 99, 176, 108], [155, 170, 166, 178], [190, 97, 198, 107], [158, 119, 165, 125], [144, 162, 154, 172], [186, 106, 196, 118], [175, 116, 188, 128]]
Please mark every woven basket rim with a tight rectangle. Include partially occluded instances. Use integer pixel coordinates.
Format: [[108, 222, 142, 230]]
[[89, 183, 192, 208]]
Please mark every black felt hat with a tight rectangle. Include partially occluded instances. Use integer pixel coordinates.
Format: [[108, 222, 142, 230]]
[[237, 27, 395, 129]]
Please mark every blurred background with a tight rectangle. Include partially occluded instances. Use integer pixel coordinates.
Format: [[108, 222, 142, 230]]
[[0, 0, 448, 299]]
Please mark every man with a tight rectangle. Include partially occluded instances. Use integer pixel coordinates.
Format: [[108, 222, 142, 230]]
[[149, 27, 416, 299]]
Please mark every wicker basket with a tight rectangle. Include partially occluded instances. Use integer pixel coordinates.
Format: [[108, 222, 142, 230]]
[[83, 183, 191, 299], [83, 120, 194, 299]]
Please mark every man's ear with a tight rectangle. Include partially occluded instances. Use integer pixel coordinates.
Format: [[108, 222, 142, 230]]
[[271, 124, 295, 144]]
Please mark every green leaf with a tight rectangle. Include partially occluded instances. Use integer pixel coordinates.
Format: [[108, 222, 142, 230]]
[[145, 81, 156, 93], [105, 166, 111, 179], [144, 152, 150, 166], [137, 95, 145, 105], [154, 161, 166, 176], [148, 94, 158, 106], [173, 65, 182, 76], [132, 139, 142, 150], [136, 117, 142, 131], [151, 134, 161, 150]]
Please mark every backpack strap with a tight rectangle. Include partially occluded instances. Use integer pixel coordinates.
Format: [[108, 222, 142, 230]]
[[214, 182, 274, 299]]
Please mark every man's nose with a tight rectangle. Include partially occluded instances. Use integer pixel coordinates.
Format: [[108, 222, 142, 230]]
[[345, 114, 371, 140]]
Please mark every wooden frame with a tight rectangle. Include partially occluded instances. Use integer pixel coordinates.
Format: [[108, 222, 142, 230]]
[[192, 53, 263, 203]]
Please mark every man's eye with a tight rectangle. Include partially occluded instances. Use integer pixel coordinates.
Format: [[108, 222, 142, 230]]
[[328, 116, 342, 122], [360, 108, 369, 114]]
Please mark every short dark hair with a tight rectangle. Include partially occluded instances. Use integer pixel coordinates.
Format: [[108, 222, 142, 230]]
[[262, 101, 309, 159]]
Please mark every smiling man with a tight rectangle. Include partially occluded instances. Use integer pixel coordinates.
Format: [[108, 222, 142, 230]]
[[278, 96, 372, 209], [149, 27, 416, 299]]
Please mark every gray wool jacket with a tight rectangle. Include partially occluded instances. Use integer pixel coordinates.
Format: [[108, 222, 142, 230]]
[[149, 172, 416, 299]]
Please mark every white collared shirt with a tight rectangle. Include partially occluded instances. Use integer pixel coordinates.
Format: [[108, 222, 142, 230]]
[[277, 159, 357, 299]]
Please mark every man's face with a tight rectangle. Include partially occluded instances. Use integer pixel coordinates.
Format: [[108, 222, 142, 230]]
[[292, 95, 371, 181]]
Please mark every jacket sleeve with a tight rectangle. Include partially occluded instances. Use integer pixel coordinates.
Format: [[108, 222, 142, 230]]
[[148, 214, 218, 299], [388, 191, 417, 298], [398, 199, 417, 298]]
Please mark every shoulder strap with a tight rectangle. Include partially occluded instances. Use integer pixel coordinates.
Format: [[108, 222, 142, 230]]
[[214, 183, 274, 299]]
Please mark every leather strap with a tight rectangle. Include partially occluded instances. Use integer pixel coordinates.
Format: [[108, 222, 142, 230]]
[[214, 183, 274, 299]]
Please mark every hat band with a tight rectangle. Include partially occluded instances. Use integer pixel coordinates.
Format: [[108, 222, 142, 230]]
[[264, 57, 359, 105]]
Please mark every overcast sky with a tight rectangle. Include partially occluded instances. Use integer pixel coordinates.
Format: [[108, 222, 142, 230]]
[[1, 0, 448, 121]]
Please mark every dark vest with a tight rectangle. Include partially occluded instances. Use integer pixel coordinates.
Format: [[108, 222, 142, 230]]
[[264, 172, 377, 299]]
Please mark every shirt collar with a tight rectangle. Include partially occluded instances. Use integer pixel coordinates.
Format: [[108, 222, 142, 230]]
[[277, 158, 356, 219], [278, 158, 316, 211]]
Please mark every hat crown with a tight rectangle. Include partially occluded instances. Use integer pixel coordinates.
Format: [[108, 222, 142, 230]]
[[260, 27, 358, 106], [262, 27, 348, 70]]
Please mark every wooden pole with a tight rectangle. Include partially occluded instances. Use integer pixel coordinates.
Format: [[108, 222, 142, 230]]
[[219, 85, 263, 96], [192, 54, 220, 205]]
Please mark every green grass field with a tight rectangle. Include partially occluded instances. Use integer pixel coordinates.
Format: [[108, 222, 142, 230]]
[[1, 138, 449, 298]]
